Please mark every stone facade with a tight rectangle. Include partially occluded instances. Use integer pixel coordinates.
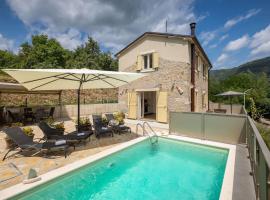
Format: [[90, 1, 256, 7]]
[[194, 50, 209, 112], [118, 57, 192, 113], [0, 89, 118, 107]]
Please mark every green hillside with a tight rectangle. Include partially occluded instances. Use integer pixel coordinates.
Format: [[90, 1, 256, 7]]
[[211, 56, 270, 80]]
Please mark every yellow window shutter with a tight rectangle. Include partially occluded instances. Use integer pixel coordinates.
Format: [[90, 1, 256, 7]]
[[157, 91, 167, 123], [128, 92, 137, 119], [153, 52, 159, 69], [136, 55, 142, 71]]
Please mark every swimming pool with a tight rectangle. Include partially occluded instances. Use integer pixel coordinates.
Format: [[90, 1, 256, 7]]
[[11, 138, 228, 200]]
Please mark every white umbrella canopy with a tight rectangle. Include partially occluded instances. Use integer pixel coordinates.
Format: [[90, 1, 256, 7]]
[[215, 91, 244, 97], [2, 69, 144, 91], [215, 90, 244, 114], [2, 68, 145, 131]]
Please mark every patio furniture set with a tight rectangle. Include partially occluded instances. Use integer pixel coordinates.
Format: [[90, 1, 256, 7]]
[[6, 107, 55, 124], [2, 113, 131, 161]]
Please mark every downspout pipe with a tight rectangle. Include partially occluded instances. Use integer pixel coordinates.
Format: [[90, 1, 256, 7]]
[[190, 22, 196, 112]]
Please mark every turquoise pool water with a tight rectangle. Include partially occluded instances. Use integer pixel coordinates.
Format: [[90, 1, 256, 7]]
[[12, 138, 228, 200]]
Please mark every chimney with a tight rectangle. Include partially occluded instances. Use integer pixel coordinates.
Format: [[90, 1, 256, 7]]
[[190, 22, 196, 36]]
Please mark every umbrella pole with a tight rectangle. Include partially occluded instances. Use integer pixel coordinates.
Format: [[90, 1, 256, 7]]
[[77, 88, 80, 132], [230, 96, 232, 114], [77, 81, 83, 132]]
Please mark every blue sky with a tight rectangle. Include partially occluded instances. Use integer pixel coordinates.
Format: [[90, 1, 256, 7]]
[[0, 0, 269, 69]]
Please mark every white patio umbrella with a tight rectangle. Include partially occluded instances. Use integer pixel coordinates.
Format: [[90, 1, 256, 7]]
[[215, 91, 244, 114], [2, 69, 145, 131]]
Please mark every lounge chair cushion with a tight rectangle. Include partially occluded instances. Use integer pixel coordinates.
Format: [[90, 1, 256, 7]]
[[55, 140, 66, 146]]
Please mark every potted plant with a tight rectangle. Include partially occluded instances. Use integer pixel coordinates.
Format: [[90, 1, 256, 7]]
[[75, 117, 92, 131], [102, 116, 108, 126], [53, 122, 65, 133], [45, 117, 65, 134], [22, 127, 34, 140], [114, 112, 125, 125]]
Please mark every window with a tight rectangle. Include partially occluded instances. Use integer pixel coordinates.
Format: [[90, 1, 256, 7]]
[[195, 55, 199, 71], [143, 54, 153, 69], [203, 63, 207, 78], [202, 92, 206, 108]]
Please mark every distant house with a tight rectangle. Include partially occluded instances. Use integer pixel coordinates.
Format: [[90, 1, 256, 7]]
[[116, 23, 212, 123]]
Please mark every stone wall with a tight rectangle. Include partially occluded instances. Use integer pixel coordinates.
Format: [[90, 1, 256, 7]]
[[209, 102, 243, 114], [118, 57, 192, 113], [194, 67, 208, 112], [0, 89, 118, 107]]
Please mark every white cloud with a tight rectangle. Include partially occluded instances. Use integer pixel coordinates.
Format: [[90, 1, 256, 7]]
[[7, 0, 199, 52], [251, 41, 270, 56], [0, 33, 14, 51], [209, 44, 217, 49], [39, 28, 88, 50], [224, 9, 261, 29], [224, 35, 249, 51], [199, 31, 217, 46], [217, 53, 228, 63], [219, 34, 229, 42], [199, 9, 260, 48], [249, 24, 270, 56]]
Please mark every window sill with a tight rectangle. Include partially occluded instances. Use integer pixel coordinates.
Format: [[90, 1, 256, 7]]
[[140, 68, 155, 73]]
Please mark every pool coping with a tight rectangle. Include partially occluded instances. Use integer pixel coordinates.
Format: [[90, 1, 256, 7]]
[[0, 135, 235, 200], [0, 137, 147, 199], [165, 134, 235, 200]]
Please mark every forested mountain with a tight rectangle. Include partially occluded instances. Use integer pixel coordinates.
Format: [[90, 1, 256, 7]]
[[211, 56, 270, 80]]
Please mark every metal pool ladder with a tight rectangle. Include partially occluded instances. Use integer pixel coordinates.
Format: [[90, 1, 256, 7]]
[[136, 122, 158, 144]]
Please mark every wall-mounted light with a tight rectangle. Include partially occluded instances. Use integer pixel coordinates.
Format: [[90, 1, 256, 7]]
[[176, 86, 184, 95], [119, 89, 128, 96]]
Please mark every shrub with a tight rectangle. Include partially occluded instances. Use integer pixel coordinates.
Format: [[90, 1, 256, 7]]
[[102, 116, 108, 125], [54, 122, 65, 130], [11, 122, 24, 127], [76, 117, 91, 126], [256, 123, 270, 149], [45, 116, 54, 125], [22, 127, 34, 137], [249, 98, 260, 120], [114, 112, 125, 124], [256, 98, 270, 119]]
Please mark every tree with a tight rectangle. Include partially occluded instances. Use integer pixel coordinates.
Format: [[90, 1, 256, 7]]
[[209, 71, 270, 116], [0, 50, 18, 68], [66, 37, 117, 70], [0, 34, 117, 71], [18, 35, 68, 68]]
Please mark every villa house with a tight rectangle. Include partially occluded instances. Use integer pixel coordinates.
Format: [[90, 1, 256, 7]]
[[116, 23, 212, 123]]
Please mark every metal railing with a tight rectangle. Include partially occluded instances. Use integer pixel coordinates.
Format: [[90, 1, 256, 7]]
[[143, 121, 158, 144], [169, 109, 270, 199], [246, 115, 270, 200], [136, 122, 158, 144]]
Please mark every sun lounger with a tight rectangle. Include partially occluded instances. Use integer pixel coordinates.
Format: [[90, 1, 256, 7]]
[[92, 115, 114, 138], [2, 127, 71, 160], [38, 121, 92, 143], [105, 113, 131, 134]]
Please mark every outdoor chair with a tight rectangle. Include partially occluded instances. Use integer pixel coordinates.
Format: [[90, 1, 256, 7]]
[[105, 113, 131, 134], [35, 108, 47, 121], [48, 107, 55, 119], [23, 107, 36, 123], [7, 110, 22, 123], [92, 115, 114, 138], [2, 127, 72, 161], [38, 121, 92, 144]]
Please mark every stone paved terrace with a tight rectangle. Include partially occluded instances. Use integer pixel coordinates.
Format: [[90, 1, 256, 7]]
[[0, 119, 256, 200]]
